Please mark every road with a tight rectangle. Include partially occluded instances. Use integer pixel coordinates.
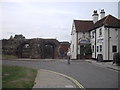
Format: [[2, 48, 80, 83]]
[[2, 60, 119, 89]]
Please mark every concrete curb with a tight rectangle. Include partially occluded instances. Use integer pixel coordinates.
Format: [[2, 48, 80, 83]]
[[2, 59, 58, 62], [45, 69, 86, 90], [86, 60, 120, 71], [33, 69, 86, 89]]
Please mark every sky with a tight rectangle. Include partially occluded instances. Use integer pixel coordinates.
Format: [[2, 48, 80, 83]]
[[0, 1, 119, 42]]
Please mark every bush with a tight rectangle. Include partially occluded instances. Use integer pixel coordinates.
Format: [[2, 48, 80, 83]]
[[113, 53, 120, 65], [84, 44, 92, 55], [2, 54, 17, 60], [97, 54, 103, 62]]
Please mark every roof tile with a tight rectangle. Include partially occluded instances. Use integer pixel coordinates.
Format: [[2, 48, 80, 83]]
[[73, 14, 120, 32], [74, 20, 94, 32]]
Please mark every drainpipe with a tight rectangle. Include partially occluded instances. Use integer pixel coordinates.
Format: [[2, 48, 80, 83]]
[[76, 32, 78, 59], [108, 28, 110, 60], [95, 30, 97, 59]]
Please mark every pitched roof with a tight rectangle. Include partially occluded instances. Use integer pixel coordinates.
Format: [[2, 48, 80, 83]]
[[92, 14, 120, 30], [73, 15, 120, 32], [74, 20, 94, 32]]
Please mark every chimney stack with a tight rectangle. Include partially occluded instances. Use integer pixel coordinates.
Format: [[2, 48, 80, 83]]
[[92, 10, 99, 24], [100, 9, 105, 19]]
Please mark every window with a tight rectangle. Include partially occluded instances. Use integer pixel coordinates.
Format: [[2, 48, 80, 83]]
[[115, 28, 117, 31], [83, 32, 85, 34], [92, 32, 94, 38], [97, 46, 99, 52], [92, 45, 94, 53], [112, 46, 117, 52], [100, 45, 102, 52], [99, 29, 102, 37]]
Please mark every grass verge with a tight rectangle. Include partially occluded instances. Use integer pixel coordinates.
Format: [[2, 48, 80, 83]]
[[2, 65, 37, 88], [2, 54, 17, 60]]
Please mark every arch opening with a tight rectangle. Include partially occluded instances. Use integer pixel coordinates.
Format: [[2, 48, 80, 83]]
[[44, 44, 54, 59], [16, 42, 31, 58]]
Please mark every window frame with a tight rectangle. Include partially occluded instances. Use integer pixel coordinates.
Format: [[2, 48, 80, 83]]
[[92, 45, 94, 53], [99, 45, 102, 52], [112, 46, 117, 52], [97, 46, 99, 52], [92, 31, 94, 38]]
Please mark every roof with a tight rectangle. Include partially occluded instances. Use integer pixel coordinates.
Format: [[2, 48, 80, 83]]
[[91, 14, 120, 30], [73, 14, 120, 32], [74, 20, 94, 32]]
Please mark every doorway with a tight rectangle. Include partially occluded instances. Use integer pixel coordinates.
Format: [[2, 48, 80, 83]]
[[44, 44, 54, 59], [80, 44, 92, 59]]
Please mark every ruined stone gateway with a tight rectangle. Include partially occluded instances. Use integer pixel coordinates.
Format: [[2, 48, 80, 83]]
[[2, 35, 70, 59]]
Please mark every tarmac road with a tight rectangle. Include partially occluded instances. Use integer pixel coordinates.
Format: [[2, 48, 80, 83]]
[[2, 59, 119, 89]]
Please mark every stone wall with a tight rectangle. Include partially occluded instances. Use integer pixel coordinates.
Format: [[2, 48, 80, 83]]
[[2, 36, 70, 59]]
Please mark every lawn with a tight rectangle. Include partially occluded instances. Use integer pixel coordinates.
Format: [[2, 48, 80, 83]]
[[2, 54, 17, 60], [2, 65, 37, 88]]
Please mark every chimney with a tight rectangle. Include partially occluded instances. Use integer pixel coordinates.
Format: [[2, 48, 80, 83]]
[[92, 10, 99, 24], [100, 9, 105, 19]]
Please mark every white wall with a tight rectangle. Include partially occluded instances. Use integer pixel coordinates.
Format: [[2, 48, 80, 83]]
[[103, 27, 108, 60], [90, 30, 95, 58], [103, 27, 119, 60], [107, 28, 118, 60], [91, 26, 119, 60], [118, 28, 120, 52], [71, 22, 77, 59], [96, 26, 104, 59]]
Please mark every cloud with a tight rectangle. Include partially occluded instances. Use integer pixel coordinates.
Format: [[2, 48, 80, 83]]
[[1, 2, 118, 42]]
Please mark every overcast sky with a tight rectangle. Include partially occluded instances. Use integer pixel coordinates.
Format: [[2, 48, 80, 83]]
[[1, 1, 119, 42]]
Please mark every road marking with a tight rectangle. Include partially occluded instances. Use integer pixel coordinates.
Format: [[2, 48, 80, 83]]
[[41, 69, 86, 90], [65, 85, 74, 88]]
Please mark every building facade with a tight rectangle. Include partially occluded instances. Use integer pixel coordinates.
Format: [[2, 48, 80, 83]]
[[90, 13, 120, 60], [71, 20, 93, 59], [71, 9, 120, 60]]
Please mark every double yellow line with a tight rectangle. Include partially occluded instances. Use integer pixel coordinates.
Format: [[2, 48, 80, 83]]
[[41, 69, 86, 90]]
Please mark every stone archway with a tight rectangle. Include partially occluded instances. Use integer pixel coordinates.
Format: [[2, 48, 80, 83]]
[[43, 39, 59, 59], [44, 44, 54, 59], [15, 39, 60, 59], [16, 41, 31, 58], [21, 43, 31, 58]]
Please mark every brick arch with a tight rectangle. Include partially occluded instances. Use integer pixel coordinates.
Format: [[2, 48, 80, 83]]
[[15, 39, 60, 59], [43, 44, 54, 59], [16, 40, 32, 58], [2, 38, 61, 59], [43, 39, 60, 59]]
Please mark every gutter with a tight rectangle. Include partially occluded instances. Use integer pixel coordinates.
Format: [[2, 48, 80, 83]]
[[95, 29, 97, 59]]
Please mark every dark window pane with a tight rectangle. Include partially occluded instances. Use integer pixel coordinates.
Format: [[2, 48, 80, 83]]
[[97, 46, 99, 52], [112, 46, 117, 52], [100, 45, 102, 52]]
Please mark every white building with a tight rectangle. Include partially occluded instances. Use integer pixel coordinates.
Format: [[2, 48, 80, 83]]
[[71, 20, 94, 59], [71, 9, 120, 60]]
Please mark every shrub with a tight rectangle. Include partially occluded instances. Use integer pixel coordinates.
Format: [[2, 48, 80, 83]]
[[113, 53, 120, 65]]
